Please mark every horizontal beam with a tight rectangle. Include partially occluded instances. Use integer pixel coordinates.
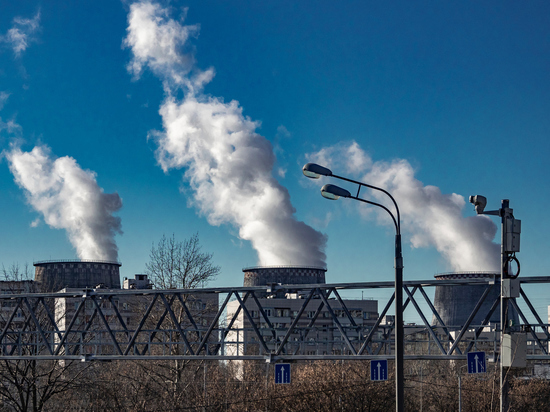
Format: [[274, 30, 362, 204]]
[[1, 276, 549, 300], [1, 354, 549, 362]]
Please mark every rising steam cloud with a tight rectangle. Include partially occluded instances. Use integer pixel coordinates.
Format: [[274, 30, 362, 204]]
[[5, 145, 122, 261], [308, 142, 500, 272], [124, 1, 326, 267], [0, 11, 41, 57]]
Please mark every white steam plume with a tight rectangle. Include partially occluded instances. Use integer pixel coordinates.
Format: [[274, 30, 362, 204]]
[[1, 11, 41, 57], [0, 92, 10, 111], [5, 145, 123, 261], [124, 1, 326, 267], [308, 141, 500, 272]]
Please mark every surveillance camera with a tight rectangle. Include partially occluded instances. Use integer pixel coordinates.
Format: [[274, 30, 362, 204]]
[[469, 195, 487, 214]]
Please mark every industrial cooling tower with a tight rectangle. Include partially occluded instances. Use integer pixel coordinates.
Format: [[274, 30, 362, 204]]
[[243, 266, 327, 298], [34, 260, 121, 291], [431, 272, 519, 330], [243, 266, 327, 287]]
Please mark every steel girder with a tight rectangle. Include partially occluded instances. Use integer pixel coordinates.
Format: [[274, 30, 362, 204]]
[[0, 277, 547, 361]]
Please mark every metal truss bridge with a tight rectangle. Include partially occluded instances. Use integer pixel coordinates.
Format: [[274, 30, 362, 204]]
[[0, 276, 549, 362]]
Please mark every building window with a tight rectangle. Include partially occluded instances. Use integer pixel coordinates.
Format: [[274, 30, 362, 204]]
[[334, 310, 346, 318], [275, 308, 290, 317]]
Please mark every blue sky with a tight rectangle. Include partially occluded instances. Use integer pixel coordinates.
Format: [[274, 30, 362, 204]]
[[1, 1, 549, 318]]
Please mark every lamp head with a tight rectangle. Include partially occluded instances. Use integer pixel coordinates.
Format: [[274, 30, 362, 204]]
[[469, 195, 487, 214], [302, 163, 333, 179], [321, 184, 351, 200]]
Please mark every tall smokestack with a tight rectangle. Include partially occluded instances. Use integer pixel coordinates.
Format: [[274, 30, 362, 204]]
[[5, 144, 123, 261], [124, 1, 326, 267]]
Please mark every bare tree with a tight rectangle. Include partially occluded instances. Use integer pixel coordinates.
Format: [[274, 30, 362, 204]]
[[1, 263, 32, 282], [140, 234, 220, 394], [146, 233, 220, 289]]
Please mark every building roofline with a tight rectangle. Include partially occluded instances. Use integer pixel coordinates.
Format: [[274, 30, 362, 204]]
[[434, 271, 498, 279], [33, 259, 121, 267], [242, 265, 327, 272]]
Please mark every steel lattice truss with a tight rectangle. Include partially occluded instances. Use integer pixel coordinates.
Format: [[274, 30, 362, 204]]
[[0, 276, 549, 361]]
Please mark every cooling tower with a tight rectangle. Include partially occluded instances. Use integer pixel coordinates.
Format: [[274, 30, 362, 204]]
[[243, 266, 327, 298], [243, 266, 327, 287], [431, 272, 518, 329], [34, 260, 121, 291]]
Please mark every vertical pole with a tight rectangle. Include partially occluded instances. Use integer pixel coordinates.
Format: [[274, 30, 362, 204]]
[[501, 200, 511, 412], [458, 374, 462, 412], [265, 363, 269, 412], [420, 365, 423, 412], [203, 363, 207, 412], [395, 234, 404, 412]]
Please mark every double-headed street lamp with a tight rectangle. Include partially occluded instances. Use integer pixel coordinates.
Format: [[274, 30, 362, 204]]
[[302, 163, 404, 412]]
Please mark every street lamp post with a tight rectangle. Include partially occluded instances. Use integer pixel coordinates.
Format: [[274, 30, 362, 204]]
[[469, 195, 521, 412], [303, 163, 404, 412]]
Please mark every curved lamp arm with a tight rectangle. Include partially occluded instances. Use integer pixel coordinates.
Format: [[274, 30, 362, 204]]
[[334, 174, 401, 235], [352, 195, 399, 235], [320, 183, 399, 234], [306, 161, 400, 234]]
